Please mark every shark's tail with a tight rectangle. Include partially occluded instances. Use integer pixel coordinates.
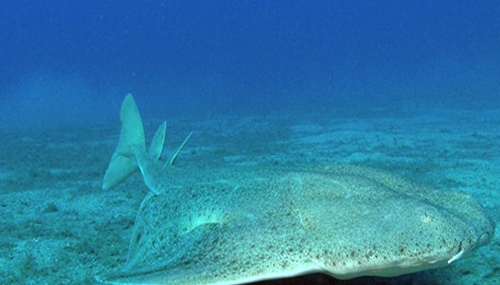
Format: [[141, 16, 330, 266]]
[[102, 94, 166, 190]]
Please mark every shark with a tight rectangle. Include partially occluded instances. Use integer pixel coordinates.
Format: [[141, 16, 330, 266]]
[[97, 94, 495, 285]]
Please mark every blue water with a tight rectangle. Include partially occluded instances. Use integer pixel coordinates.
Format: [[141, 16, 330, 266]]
[[1, 0, 499, 129]]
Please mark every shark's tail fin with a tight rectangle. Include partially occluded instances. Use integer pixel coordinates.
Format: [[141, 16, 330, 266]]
[[102, 94, 166, 190]]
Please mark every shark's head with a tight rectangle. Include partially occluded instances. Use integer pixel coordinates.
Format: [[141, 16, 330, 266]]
[[287, 167, 496, 279]]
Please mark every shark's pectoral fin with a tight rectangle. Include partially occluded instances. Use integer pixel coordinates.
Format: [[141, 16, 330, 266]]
[[99, 218, 319, 285], [98, 222, 226, 285]]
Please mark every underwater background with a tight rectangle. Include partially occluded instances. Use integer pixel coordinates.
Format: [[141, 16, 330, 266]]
[[1, 0, 499, 129], [0, 1, 499, 285]]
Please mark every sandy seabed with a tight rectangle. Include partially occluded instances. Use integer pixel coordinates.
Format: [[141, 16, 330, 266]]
[[0, 107, 498, 285]]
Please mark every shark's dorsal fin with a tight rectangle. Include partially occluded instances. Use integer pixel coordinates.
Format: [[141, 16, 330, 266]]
[[167, 131, 193, 167], [149, 122, 166, 160]]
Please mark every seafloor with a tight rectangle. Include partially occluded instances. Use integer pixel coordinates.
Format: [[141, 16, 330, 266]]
[[0, 107, 498, 285]]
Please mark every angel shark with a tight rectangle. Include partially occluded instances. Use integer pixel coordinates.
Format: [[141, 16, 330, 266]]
[[97, 94, 495, 285]]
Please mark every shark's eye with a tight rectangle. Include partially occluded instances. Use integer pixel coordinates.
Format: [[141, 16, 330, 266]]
[[478, 233, 490, 245]]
